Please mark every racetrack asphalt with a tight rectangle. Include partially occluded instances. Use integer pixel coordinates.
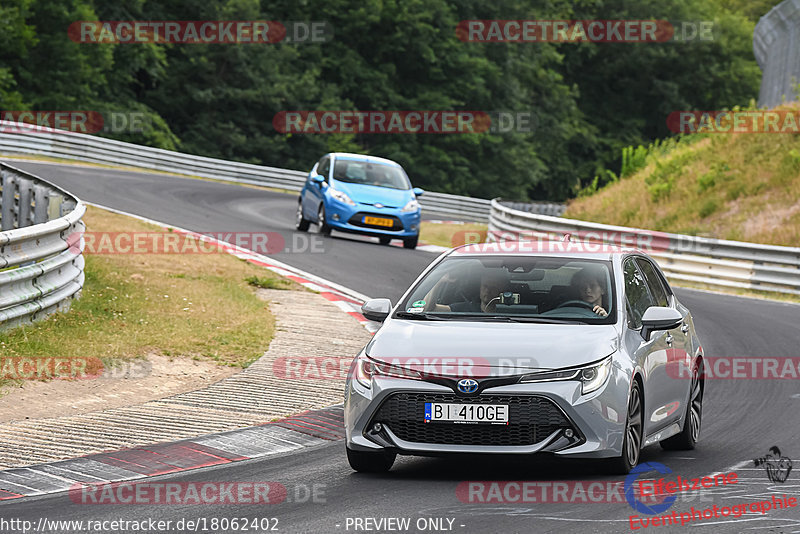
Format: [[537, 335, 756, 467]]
[[2, 160, 799, 533]]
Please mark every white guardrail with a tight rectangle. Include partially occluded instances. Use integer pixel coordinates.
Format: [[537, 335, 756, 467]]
[[0, 121, 504, 221], [0, 162, 85, 331], [489, 199, 800, 296]]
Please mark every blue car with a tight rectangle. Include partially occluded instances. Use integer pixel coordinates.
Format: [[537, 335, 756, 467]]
[[296, 153, 423, 249]]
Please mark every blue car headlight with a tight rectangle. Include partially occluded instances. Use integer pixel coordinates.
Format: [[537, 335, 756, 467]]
[[329, 188, 355, 206], [401, 198, 420, 212]]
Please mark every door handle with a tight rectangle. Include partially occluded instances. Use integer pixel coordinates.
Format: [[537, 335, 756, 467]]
[[681, 324, 690, 334], [665, 334, 674, 345]]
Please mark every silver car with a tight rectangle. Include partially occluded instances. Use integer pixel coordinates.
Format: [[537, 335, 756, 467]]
[[344, 242, 704, 474]]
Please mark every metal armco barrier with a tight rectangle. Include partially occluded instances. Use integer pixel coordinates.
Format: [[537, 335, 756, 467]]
[[754, 0, 800, 108], [0, 162, 85, 331], [0, 121, 508, 221], [500, 200, 566, 217], [489, 199, 800, 296]]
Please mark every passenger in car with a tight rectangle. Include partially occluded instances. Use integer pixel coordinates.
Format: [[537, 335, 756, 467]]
[[424, 269, 509, 313], [571, 268, 609, 317]]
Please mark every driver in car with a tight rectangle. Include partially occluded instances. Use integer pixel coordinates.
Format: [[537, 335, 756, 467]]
[[424, 269, 509, 313], [570, 268, 608, 317]]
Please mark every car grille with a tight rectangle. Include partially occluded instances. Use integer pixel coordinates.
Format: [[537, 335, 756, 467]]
[[347, 212, 403, 231], [371, 392, 573, 446]]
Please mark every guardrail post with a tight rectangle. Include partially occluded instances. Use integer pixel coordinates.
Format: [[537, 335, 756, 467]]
[[17, 177, 33, 228], [33, 184, 50, 224], [61, 199, 76, 217], [1, 170, 16, 231], [48, 193, 64, 221]]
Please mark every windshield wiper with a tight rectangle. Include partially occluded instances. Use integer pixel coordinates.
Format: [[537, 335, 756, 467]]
[[395, 312, 587, 324], [444, 314, 581, 324], [394, 311, 449, 320]]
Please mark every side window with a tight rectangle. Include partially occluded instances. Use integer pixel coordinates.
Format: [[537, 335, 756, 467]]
[[317, 157, 330, 181], [636, 258, 669, 308], [623, 258, 655, 329]]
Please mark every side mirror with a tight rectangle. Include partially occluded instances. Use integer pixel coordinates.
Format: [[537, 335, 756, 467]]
[[641, 306, 683, 341], [361, 298, 393, 322], [412, 187, 424, 197], [311, 174, 325, 185]]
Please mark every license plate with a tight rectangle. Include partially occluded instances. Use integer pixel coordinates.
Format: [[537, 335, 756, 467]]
[[364, 216, 394, 227], [424, 403, 509, 424]]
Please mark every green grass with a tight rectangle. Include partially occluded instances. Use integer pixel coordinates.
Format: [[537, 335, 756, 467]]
[[420, 222, 488, 248], [565, 104, 800, 247], [246, 275, 293, 290], [0, 206, 298, 390]]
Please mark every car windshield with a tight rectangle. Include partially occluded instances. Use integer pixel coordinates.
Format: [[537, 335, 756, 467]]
[[332, 159, 411, 190], [398, 256, 615, 323]]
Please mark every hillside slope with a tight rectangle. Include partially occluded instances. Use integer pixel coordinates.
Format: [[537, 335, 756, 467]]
[[564, 111, 800, 247]]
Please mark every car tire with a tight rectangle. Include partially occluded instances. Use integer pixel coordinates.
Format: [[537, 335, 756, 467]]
[[403, 236, 418, 249], [316, 205, 331, 235], [378, 237, 391, 245], [296, 202, 310, 231], [660, 361, 702, 450], [346, 446, 396, 473], [606, 381, 643, 475]]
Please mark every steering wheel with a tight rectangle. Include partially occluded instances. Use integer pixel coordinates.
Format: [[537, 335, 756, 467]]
[[556, 299, 595, 310]]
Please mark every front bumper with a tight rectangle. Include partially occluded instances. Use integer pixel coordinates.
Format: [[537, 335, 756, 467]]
[[344, 366, 629, 459], [325, 201, 420, 238]]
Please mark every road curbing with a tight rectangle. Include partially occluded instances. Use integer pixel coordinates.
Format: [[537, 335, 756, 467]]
[[0, 406, 345, 501], [0, 203, 380, 487]]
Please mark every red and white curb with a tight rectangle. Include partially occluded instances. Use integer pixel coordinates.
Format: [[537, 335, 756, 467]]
[[0, 406, 345, 501]]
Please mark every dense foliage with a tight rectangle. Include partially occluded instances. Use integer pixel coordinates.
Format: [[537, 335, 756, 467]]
[[0, 0, 768, 200]]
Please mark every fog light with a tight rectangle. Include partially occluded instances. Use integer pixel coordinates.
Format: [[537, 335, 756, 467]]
[[331, 213, 341, 221], [564, 429, 574, 438], [373, 423, 383, 432], [411, 224, 418, 231]]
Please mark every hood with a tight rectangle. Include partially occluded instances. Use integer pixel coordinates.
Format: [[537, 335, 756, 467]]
[[366, 319, 618, 375], [331, 181, 413, 208]]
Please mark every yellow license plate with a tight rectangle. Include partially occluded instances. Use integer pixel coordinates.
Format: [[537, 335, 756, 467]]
[[364, 216, 394, 227]]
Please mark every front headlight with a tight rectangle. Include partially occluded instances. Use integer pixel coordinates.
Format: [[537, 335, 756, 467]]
[[329, 188, 355, 206], [579, 355, 612, 394], [353, 352, 422, 388], [519, 354, 613, 394], [401, 198, 420, 212]]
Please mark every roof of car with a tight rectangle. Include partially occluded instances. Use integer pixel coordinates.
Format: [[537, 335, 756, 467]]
[[451, 240, 644, 259], [329, 152, 401, 166]]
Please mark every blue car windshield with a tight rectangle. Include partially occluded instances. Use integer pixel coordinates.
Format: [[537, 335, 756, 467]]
[[398, 256, 616, 323], [333, 160, 410, 190]]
